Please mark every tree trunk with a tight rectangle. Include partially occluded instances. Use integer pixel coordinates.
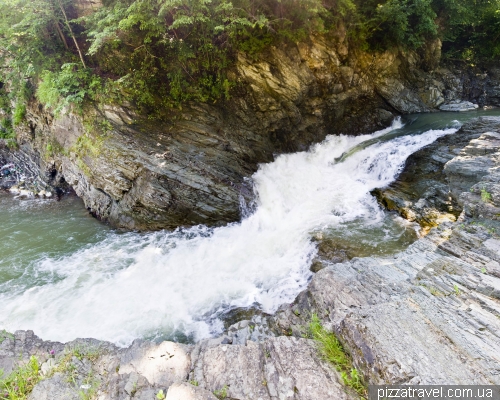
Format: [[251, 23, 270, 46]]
[[55, 21, 69, 50], [56, 0, 87, 69]]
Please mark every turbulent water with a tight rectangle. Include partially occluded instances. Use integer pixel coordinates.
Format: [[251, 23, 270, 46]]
[[0, 110, 498, 346]]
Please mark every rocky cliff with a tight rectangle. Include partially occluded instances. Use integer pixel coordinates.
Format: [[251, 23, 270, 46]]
[[2, 35, 500, 230]]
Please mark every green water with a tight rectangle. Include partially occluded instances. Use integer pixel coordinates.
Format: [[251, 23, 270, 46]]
[[0, 193, 110, 294]]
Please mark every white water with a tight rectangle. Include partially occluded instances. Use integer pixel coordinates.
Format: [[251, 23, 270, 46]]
[[0, 120, 458, 346]]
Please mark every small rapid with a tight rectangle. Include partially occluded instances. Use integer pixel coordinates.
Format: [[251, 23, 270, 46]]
[[0, 114, 472, 346]]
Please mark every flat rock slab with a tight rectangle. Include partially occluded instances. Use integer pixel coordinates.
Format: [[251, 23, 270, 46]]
[[440, 100, 479, 112]]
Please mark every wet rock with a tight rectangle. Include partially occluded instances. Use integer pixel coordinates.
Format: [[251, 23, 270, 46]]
[[445, 128, 500, 200], [226, 316, 274, 345], [439, 100, 479, 112], [374, 116, 500, 230]]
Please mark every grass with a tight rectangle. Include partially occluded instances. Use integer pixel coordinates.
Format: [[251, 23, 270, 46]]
[[481, 188, 492, 203], [0, 356, 42, 400], [0, 344, 102, 400], [429, 286, 443, 296], [213, 385, 228, 400], [45, 344, 102, 400], [0, 331, 14, 345], [156, 389, 166, 399], [309, 314, 367, 398]]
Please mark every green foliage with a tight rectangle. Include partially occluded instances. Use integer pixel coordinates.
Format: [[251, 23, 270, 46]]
[[213, 385, 228, 400], [481, 188, 492, 203], [433, 0, 500, 60], [1, 0, 499, 119], [0, 118, 14, 140], [36, 64, 102, 115], [156, 389, 166, 400], [309, 314, 367, 398], [0, 356, 42, 400], [12, 104, 26, 126]]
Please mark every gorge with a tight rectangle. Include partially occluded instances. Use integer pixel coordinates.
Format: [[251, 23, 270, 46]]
[[1, 1, 500, 399]]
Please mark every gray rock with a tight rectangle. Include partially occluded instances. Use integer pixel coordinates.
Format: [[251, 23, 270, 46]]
[[4, 40, 500, 230], [28, 373, 80, 400], [293, 223, 500, 384], [190, 336, 352, 400], [117, 339, 192, 388], [166, 383, 217, 400], [439, 100, 479, 112], [374, 116, 500, 230]]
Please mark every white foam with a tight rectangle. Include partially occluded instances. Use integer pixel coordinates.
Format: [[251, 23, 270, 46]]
[[0, 119, 457, 346]]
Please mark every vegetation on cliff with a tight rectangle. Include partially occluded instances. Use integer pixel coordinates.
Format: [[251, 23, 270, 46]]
[[0, 0, 499, 124]]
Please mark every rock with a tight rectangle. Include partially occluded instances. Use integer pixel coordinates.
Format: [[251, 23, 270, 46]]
[[282, 220, 500, 385], [285, 117, 500, 385], [374, 116, 500, 230], [16, 189, 34, 199], [1, 330, 353, 400], [445, 123, 500, 200], [28, 373, 80, 400], [40, 357, 56, 376], [376, 77, 429, 113], [226, 316, 274, 345], [3, 37, 499, 230], [439, 100, 479, 112], [118, 340, 192, 388], [190, 336, 353, 400], [166, 383, 217, 400]]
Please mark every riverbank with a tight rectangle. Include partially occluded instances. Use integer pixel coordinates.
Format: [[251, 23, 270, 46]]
[[2, 116, 500, 399]]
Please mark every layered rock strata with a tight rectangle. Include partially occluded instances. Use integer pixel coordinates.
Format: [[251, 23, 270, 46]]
[[3, 38, 500, 229]]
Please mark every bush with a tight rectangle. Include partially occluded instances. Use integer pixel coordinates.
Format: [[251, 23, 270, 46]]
[[12, 103, 26, 126], [1, 0, 500, 119], [36, 64, 103, 115]]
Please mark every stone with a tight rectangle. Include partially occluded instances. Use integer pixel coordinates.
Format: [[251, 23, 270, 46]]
[[166, 383, 217, 400], [6, 37, 499, 230], [439, 100, 479, 112], [374, 116, 500, 229], [28, 373, 80, 400], [118, 340, 192, 387], [190, 336, 353, 400]]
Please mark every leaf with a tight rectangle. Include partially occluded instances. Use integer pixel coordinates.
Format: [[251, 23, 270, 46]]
[[156, 389, 166, 399]]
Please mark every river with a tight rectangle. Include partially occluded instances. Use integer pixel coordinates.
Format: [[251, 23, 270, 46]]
[[1, 109, 499, 346]]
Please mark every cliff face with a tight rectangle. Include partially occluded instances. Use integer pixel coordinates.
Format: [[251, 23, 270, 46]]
[[4, 35, 500, 230]]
